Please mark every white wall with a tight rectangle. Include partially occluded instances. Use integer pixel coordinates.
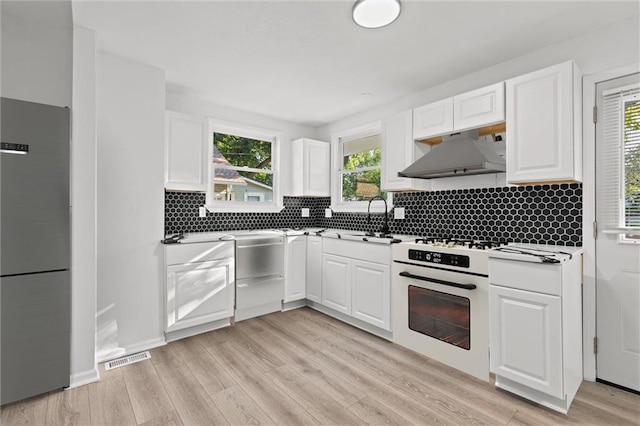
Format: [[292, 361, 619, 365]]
[[316, 17, 640, 139], [69, 25, 99, 387], [0, 12, 72, 106], [96, 52, 165, 361], [166, 91, 318, 196]]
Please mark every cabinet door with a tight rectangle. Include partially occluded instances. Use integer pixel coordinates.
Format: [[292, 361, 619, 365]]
[[351, 260, 390, 330], [306, 236, 323, 303], [489, 285, 563, 398], [303, 139, 330, 196], [381, 110, 431, 192], [506, 61, 579, 184], [166, 259, 234, 333], [165, 111, 209, 191], [284, 235, 307, 302], [453, 82, 505, 132], [321, 254, 351, 315], [413, 98, 454, 140]]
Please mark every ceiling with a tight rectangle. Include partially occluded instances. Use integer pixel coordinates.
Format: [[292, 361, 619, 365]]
[[53, 1, 640, 126]]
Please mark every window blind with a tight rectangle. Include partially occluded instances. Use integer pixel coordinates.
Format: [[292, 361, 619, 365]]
[[600, 83, 640, 230]]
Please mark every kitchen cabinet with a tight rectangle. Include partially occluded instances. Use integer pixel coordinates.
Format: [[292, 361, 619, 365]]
[[381, 110, 431, 192], [289, 138, 330, 196], [321, 253, 352, 315], [284, 235, 307, 303], [505, 61, 582, 184], [351, 259, 390, 330], [413, 82, 505, 140], [164, 241, 234, 335], [413, 98, 454, 140], [488, 251, 583, 414], [320, 238, 392, 331], [164, 111, 209, 192], [306, 235, 323, 303], [453, 82, 505, 132]]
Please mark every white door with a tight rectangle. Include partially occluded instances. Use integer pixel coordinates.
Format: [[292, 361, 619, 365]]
[[351, 260, 390, 330], [306, 236, 323, 303], [284, 235, 307, 303], [321, 254, 351, 315], [595, 72, 640, 392], [166, 259, 234, 332], [489, 285, 563, 398]]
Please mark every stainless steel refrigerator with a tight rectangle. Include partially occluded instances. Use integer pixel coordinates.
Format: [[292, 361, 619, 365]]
[[1, 98, 71, 405]]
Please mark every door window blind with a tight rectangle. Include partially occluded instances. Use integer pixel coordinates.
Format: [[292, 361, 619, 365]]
[[600, 82, 640, 232]]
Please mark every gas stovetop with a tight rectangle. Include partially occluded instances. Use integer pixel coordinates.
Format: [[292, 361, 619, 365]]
[[413, 237, 505, 251]]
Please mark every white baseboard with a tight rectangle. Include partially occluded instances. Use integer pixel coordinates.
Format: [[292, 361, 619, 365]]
[[97, 336, 166, 364], [67, 368, 100, 389]]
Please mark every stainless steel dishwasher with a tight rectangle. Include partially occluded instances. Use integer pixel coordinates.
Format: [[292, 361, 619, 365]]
[[235, 234, 284, 321]]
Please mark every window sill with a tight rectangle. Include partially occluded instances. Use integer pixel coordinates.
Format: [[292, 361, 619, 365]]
[[205, 204, 284, 214]]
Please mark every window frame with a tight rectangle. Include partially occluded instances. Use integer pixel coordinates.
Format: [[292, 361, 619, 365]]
[[330, 121, 390, 212], [205, 119, 283, 213]]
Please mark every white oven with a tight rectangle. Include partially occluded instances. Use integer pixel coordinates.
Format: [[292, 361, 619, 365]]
[[392, 241, 489, 382]]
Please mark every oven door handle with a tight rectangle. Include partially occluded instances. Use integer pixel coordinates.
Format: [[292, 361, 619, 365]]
[[398, 271, 477, 290]]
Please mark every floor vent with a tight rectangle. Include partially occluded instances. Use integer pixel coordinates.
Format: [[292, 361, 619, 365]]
[[105, 351, 151, 371]]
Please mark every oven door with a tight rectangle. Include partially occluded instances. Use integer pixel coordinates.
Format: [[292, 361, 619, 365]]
[[392, 264, 489, 382]]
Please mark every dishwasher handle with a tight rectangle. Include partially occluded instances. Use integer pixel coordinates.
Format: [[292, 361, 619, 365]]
[[399, 271, 477, 290]]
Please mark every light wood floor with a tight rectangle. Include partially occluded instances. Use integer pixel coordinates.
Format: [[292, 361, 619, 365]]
[[2, 307, 639, 425]]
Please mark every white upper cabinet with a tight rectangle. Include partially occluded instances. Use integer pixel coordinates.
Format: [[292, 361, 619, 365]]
[[413, 98, 454, 140], [413, 82, 505, 140], [381, 110, 431, 192], [453, 82, 505, 132], [506, 61, 582, 184], [165, 111, 209, 192], [289, 138, 330, 196]]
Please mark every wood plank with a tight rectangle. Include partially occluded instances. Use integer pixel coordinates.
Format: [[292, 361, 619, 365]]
[[207, 340, 273, 383], [97, 360, 123, 381], [87, 376, 137, 426], [172, 334, 208, 361], [211, 386, 275, 425], [149, 343, 183, 367], [247, 326, 311, 365], [348, 395, 413, 426], [120, 360, 175, 424], [156, 363, 228, 425], [237, 375, 320, 426], [265, 365, 366, 425], [572, 381, 640, 423], [139, 410, 183, 426], [185, 351, 237, 396], [45, 387, 91, 426], [0, 393, 49, 426], [312, 349, 458, 425], [288, 355, 366, 408]]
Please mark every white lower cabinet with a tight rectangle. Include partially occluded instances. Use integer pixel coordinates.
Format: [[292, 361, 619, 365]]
[[306, 235, 323, 303], [489, 285, 563, 398], [351, 259, 390, 331], [321, 253, 352, 315], [284, 235, 307, 303], [319, 239, 392, 332], [164, 241, 235, 334], [488, 252, 583, 414]]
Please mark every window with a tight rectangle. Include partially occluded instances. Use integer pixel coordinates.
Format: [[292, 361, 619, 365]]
[[623, 93, 640, 239], [332, 122, 388, 211], [600, 82, 640, 243], [206, 120, 282, 212]]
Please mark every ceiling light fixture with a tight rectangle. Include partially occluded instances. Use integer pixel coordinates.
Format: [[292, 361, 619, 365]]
[[352, 0, 401, 29]]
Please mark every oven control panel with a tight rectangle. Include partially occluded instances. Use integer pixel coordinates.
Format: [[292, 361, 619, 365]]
[[408, 249, 470, 268]]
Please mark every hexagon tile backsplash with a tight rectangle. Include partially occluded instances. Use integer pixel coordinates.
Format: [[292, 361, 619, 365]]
[[165, 183, 582, 246]]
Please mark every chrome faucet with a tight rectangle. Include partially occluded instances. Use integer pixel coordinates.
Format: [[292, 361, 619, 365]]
[[367, 195, 390, 237]]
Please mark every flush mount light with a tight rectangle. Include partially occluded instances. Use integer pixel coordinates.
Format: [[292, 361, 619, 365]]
[[352, 0, 401, 29]]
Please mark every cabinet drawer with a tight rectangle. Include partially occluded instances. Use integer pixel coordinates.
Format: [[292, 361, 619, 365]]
[[489, 258, 561, 296], [236, 275, 283, 310], [322, 238, 391, 265], [165, 241, 234, 265]]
